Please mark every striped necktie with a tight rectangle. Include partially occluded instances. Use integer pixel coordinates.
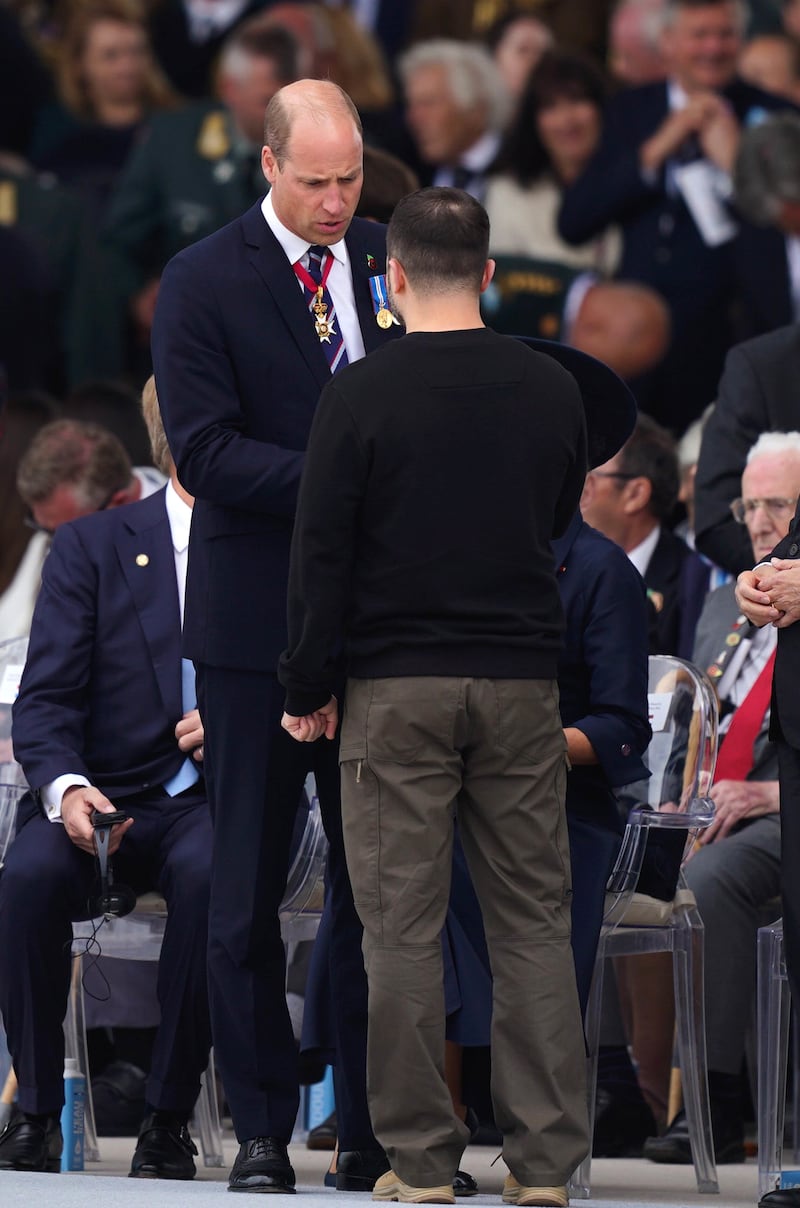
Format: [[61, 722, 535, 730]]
[[296, 245, 349, 374]]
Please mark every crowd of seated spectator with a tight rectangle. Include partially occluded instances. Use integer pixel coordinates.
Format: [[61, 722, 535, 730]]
[[5, 0, 800, 1176]]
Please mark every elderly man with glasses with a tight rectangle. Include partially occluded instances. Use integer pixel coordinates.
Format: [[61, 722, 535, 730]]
[[644, 431, 800, 1181]]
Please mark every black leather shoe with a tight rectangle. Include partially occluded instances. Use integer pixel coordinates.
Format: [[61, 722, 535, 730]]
[[336, 1148, 390, 1191], [761, 1190, 800, 1206], [307, 1109, 337, 1151], [592, 1089, 657, 1158], [0, 1110, 62, 1172], [129, 1112, 197, 1179], [642, 1108, 745, 1165], [92, 1060, 147, 1137], [229, 1137, 296, 1193], [453, 1169, 479, 1196]]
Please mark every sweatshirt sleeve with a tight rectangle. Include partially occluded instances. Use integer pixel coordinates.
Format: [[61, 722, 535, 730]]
[[279, 381, 369, 716]]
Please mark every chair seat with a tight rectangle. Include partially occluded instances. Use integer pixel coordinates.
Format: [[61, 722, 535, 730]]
[[608, 886, 698, 928]]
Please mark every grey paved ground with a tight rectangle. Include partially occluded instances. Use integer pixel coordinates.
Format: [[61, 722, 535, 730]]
[[0, 1135, 762, 1207]]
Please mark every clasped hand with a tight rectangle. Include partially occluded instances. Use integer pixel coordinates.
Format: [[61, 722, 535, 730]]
[[281, 697, 339, 742], [736, 560, 800, 629]]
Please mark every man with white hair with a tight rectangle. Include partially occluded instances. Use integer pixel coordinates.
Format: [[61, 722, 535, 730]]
[[399, 40, 511, 201], [646, 432, 800, 1170]]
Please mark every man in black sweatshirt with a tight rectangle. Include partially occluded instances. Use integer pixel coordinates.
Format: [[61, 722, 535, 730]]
[[279, 187, 623, 1208]]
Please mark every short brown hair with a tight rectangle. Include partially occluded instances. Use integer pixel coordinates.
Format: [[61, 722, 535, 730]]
[[617, 414, 680, 521], [141, 376, 172, 475], [17, 419, 132, 510], [387, 187, 489, 292], [264, 79, 362, 168]]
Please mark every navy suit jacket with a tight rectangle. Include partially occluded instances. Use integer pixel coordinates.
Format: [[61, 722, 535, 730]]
[[12, 488, 190, 799], [645, 527, 711, 660], [152, 203, 400, 672], [695, 324, 800, 575], [553, 512, 651, 833]]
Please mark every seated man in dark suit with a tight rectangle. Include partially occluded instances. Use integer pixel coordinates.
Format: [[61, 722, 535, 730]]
[[0, 379, 212, 1179], [581, 412, 711, 658], [558, 0, 790, 433]]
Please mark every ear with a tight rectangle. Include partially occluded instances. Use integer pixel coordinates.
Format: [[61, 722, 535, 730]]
[[621, 476, 653, 516], [387, 257, 405, 295], [262, 144, 279, 186], [480, 259, 496, 294], [107, 488, 132, 511]]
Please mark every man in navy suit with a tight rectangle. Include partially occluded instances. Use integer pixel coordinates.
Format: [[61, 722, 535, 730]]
[[152, 78, 400, 1194], [581, 414, 711, 659], [558, 0, 790, 434], [0, 387, 212, 1179]]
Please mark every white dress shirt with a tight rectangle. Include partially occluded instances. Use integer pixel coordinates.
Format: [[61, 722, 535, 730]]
[[261, 191, 366, 364], [627, 525, 662, 579], [42, 482, 192, 821]]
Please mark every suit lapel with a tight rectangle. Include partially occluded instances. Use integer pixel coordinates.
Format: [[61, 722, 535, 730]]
[[242, 205, 331, 392], [346, 223, 396, 356], [116, 490, 182, 722]]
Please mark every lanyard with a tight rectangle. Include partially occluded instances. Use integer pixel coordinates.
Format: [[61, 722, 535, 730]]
[[293, 249, 334, 295]]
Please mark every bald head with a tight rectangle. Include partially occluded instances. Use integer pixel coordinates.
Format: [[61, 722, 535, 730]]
[[265, 78, 361, 168], [262, 79, 364, 246], [569, 281, 671, 380]]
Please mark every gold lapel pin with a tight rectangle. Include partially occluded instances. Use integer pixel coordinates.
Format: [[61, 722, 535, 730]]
[[136, 554, 149, 567]]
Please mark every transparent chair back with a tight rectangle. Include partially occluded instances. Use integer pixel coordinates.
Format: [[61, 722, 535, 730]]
[[604, 654, 718, 927], [570, 655, 720, 1200]]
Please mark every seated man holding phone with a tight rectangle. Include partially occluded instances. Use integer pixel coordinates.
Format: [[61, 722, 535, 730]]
[[0, 379, 212, 1179]]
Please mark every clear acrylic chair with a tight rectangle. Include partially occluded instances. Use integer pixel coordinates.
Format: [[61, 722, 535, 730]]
[[757, 917, 800, 1199], [70, 773, 329, 1163], [569, 654, 720, 1199]]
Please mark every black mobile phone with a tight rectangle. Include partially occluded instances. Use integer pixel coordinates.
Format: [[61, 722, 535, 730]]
[[90, 809, 128, 828]]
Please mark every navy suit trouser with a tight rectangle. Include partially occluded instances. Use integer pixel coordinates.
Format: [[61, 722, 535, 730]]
[[0, 787, 212, 1116], [197, 666, 374, 1148]]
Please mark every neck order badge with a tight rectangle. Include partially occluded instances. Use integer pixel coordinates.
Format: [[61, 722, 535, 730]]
[[294, 246, 349, 374]]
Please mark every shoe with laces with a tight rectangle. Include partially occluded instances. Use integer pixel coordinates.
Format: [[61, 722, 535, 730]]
[[502, 1175, 568, 1207], [228, 1136, 296, 1193], [372, 1169, 455, 1203]]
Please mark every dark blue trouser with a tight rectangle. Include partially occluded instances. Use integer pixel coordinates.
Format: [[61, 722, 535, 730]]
[[197, 666, 374, 1148], [0, 788, 212, 1116]]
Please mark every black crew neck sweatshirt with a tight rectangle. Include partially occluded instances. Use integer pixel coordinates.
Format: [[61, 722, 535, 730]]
[[280, 327, 588, 716]]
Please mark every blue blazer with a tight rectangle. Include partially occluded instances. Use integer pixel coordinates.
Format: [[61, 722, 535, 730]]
[[152, 203, 400, 672], [12, 488, 189, 798], [553, 512, 651, 833]]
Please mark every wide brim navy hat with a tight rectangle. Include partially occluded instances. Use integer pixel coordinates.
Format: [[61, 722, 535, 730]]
[[515, 336, 637, 470]]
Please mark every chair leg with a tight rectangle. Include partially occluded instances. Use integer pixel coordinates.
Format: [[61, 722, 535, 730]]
[[192, 1048, 225, 1168], [758, 920, 791, 1200], [672, 909, 719, 1194], [568, 936, 607, 1200], [63, 955, 100, 1163]]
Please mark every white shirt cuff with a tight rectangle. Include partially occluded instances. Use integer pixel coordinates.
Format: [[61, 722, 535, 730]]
[[41, 774, 91, 822]]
